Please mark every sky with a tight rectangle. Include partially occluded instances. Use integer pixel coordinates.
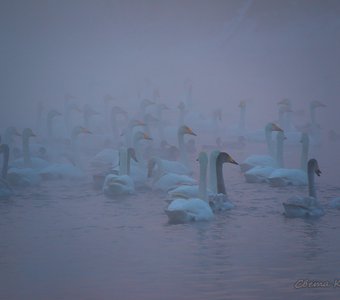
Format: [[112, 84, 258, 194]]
[[1, 0, 340, 130]]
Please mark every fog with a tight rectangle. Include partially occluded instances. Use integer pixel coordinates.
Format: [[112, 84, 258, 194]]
[[2, 1, 340, 299], [1, 0, 339, 129]]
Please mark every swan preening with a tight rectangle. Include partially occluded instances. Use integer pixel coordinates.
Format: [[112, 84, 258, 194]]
[[282, 159, 324, 218]]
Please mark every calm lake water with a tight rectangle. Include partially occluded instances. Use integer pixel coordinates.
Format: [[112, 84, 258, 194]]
[[1, 141, 340, 300]]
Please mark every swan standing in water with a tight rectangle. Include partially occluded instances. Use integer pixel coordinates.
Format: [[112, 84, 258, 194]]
[[283, 159, 324, 218], [0, 144, 13, 200], [268, 133, 309, 187]]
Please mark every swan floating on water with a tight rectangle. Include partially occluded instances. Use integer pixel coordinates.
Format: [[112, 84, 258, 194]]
[[282, 158, 324, 218]]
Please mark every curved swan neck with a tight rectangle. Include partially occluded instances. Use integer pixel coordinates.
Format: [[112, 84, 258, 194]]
[[308, 166, 316, 198], [276, 132, 284, 168], [22, 131, 31, 167], [178, 130, 187, 167], [1, 144, 9, 178], [265, 125, 274, 157], [216, 158, 226, 194], [300, 135, 309, 171], [209, 150, 219, 194]]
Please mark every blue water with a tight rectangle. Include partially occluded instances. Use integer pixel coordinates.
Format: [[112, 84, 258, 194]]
[[1, 143, 340, 300]]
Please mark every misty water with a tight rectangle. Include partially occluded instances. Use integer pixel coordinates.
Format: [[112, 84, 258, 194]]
[[1, 1, 340, 299], [1, 139, 340, 300]]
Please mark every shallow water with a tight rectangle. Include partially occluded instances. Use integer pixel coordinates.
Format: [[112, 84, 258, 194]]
[[1, 143, 340, 300]]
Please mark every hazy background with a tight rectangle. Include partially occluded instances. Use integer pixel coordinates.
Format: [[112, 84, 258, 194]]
[[1, 0, 339, 130]]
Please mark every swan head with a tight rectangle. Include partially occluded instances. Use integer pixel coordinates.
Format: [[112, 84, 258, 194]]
[[112, 106, 127, 116], [127, 148, 138, 162], [158, 103, 169, 110], [140, 98, 155, 108], [133, 131, 152, 141], [308, 159, 321, 176], [277, 131, 287, 141], [129, 119, 146, 128], [73, 126, 92, 137], [239, 100, 246, 108], [267, 123, 283, 132], [6, 126, 21, 137], [22, 128, 36, 138], [310, 101, 326, 109], [278, 98, 291, 106], [47, 109, 62, 119], [177, 101, 187, 111], [279, 104, 292, 113], [104, 94, 115, 103], [178, 125, 197, 136], [217, 152, 238, 165]]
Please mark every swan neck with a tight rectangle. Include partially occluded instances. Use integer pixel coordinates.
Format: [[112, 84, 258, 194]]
[[276, 136, 284, 168], [199, 158, 208, 200], [308, 167, 316, 198], [209, 152, 218, 194], [265, 128, 274, 157], [22, 133, 31, 167], [300, 140, 309, 171], [216, 160, 226, 194], [1, 146, 9, 178], [178, 131, 188, 167]]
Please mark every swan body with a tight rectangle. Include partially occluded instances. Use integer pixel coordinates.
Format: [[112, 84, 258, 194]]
[[103, 174, 135, 196], [165, 198, 214, 223], [268, 133, 309, 187], [244, 131, 285, 183], [240, 123, 283, 172], [152, 173, 196, 192], [103, 147, 137, 197], [283, 159, 324, 218]]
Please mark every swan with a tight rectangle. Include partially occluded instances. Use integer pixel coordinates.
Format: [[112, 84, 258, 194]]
[[165, 151, 214, 223], [6, 128, 44, 186], [268, 133, 309, 187], [147, 158, 196, 192], [167, 151, 211, 200], [240, 122, 283, 172], [244, 131, 285, 183], [208, 151, 238, 211], [282, 159, 324, 218], [103, 147, 137, 197], [0, 144, 13, 200], [2, 126, 21, 150]]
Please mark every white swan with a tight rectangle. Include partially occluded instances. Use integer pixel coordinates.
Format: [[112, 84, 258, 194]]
[[7, 128, 46, 186], [0, 144, 13, 200], [167, 151, 211, 200], [268, 133, 309, 187], [282, 159, 324, 218], [103, 147, 137, 197], [240, 122, 283, 172], [244, 131, 285, 183], [165, 152, 214, 223], [147, 158, 196, 192]]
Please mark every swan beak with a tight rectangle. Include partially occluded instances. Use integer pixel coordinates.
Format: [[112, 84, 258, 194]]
[[316, 169, 322, 176], [143, 133, 153, 140], [272, 123, 283, 132], [186, 127, 197, 136], [229, 157, 239, 165], [15, 130, 22, 137], [81, 127, 92, 134], [130, 150, 138, 162], [239, 100, 246, 108], [31, 132, 37, 137]]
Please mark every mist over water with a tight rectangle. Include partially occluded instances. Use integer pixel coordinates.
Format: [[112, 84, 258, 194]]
[[1, 1, 340, 299]]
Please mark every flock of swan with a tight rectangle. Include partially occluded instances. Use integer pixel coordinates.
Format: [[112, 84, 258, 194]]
[[1, 94, 339, 223]]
